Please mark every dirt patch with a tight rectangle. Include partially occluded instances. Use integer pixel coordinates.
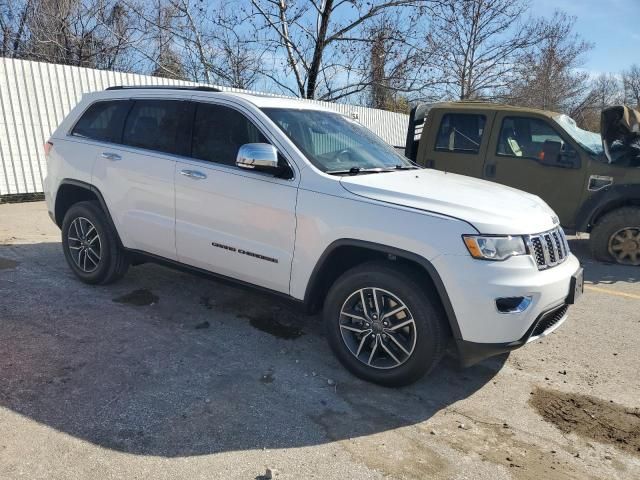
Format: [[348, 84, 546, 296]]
[[530, 387, 640, 455], [217, 292, 304, 339], [112, 289, 159, 306], [247, 313, 303, 340], [0, 257, 19, 270]]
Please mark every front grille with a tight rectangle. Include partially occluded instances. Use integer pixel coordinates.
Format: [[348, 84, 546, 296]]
[[531, 304, 568, 337], [527, 227, 569, 270]]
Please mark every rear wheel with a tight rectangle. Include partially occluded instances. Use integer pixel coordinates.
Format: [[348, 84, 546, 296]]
[[590, 207, 640, 266], [61, 201, 129, 284], [323, 261, 448, 387]]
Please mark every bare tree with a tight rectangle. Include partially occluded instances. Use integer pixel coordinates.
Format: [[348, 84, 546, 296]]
[[503, 11, 593, 114], [248, 0, 431, 101], [429, 0, 547, 100], [623, 64, 640, 108]]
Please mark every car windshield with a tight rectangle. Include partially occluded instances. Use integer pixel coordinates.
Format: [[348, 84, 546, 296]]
[[554, 114, 603, 156], [262, 108, 414, 173]]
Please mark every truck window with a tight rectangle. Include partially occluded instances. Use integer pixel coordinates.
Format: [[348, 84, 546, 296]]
[[497, 117, 574, 161], [435, 114, 486, 154]]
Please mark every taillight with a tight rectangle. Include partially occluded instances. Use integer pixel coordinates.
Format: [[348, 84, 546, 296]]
[[44, 141, 53, 157]]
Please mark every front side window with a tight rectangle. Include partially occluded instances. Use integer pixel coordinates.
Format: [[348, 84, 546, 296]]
[[71, 100, 131, 143], [263, 108, 413, 173], [435, 114, 486, 154], [192, 103, 268, 166], [497, 116, 575, 160], [122, 100, 191, 155]]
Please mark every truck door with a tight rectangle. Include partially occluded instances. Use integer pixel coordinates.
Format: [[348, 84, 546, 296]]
[[483, 113, 587, 228], [417, 109, 494, 178]]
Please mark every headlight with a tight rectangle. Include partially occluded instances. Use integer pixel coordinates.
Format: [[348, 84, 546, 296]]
[[462, 235, 527, 261]]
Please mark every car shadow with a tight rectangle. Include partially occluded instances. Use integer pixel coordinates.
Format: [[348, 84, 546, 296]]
[[0, 241, 504, 457], [567, 237, 638, 285]]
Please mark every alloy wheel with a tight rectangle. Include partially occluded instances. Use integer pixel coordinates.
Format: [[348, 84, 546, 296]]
[[608, 227, 640, 266], [338, 287, 417, 369], [67, 217, 102, 273]]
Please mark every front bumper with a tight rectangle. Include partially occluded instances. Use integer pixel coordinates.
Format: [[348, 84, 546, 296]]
[[430, 251, 581, 365], [456, 302, 569, 366]]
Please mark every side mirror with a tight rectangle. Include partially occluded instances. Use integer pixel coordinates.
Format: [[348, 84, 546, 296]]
[[236, 143, 279, 170], [236, 143, 294, 179], [541, 140, 580, 169]]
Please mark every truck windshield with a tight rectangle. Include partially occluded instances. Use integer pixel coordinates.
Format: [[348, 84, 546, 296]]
[[554, 114, 603, 156], [262, 108, 414, 173]]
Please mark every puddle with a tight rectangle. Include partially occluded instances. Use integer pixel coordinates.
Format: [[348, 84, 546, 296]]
[[246, 312, 303, 340], [0, 257, 19, 270], [113, 289, 158, 306], [530, 387, 640, 454]]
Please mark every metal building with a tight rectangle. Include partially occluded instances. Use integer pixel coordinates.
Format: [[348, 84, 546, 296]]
[[0, 57, 408, 197]]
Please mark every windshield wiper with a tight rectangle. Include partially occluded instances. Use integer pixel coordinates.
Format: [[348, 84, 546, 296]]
[[327, 167, 392, 175], [394, 164, 420, 170]]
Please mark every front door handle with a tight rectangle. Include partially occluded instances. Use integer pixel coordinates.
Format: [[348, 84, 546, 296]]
[[425, 159, 435, 168], [180, 169, 207, 180], [101, 152, 121, 161]]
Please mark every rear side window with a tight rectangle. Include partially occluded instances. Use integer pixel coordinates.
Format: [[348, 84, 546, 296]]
[[435, 113, 486, 154], [122, 100, 191, 155], [192, 103, 268, 166], [71, 101, 131, 143]]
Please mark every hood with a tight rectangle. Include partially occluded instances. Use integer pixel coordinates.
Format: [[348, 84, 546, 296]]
[[601, 105, 640, 142], [601, 105, 640, 165], [339, 169, 558, 235]]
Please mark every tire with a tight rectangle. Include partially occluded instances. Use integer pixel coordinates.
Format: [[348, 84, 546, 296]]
[[323, 261, 449, 387], [590, 207, 640, 266], [61, 201, 129, 284]]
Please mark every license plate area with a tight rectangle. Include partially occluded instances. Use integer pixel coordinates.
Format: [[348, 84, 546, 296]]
[[567, 267, 584, 304]]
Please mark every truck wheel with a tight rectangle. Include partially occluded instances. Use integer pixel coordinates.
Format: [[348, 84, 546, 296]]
[[590, 207, 640, 266], [323, 261, 448, 387], [61, 201, 130, 284]]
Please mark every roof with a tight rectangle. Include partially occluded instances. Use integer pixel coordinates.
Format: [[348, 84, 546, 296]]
[[431, 100, 560, 118], [96, 86, 336, 112]]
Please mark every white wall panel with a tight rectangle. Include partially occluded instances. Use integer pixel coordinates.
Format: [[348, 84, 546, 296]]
[[0, 58, 409, 195]]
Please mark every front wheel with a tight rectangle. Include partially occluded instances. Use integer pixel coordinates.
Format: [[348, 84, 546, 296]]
[[590, 207, 640, 266], [323, 261, 449, 387]]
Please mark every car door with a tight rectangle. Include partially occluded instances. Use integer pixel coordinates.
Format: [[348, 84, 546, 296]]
[[174, 100, 298, 294], [91, 97, 193, 260], [483, 113, 587, 227], [418, 109, 494, 177]]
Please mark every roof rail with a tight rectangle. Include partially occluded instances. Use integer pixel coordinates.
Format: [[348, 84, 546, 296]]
[[105, 85, 222, 92]]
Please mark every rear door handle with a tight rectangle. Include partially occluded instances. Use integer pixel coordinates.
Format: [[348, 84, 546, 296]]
[[180, 169, 207, 180], [101, 152, 121, 161]]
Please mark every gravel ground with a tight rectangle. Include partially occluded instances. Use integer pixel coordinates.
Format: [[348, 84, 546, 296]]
[[0, 201, 638, 480]]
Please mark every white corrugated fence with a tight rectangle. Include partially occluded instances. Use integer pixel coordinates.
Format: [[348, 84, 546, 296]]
[[0, 57, 409, 196]]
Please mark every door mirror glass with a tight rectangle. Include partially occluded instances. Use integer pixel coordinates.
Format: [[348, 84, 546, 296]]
[[236, 143, 279, 171], [541, 140, 580, 168]]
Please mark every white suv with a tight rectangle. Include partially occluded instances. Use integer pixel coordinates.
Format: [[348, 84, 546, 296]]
[[44, 86, 583, 386]]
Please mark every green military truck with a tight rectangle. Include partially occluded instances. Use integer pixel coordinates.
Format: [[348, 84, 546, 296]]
[[405, 102, 640, 266]]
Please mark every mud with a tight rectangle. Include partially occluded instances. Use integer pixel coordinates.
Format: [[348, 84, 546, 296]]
[[530, 387, 640, 455], [247, 313, 303, 340], [0, 257, 18, 270], [112, 289, 159, 306]]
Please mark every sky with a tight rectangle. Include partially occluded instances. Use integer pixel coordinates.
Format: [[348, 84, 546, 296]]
[[534, 0, 640, 75]]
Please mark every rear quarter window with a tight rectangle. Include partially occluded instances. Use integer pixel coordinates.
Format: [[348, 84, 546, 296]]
[[71, 100, 132, 143], [435, 113, 486, 154]]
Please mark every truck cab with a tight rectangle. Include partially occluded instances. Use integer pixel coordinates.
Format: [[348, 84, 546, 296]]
[[406, 102, 640, 266]]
